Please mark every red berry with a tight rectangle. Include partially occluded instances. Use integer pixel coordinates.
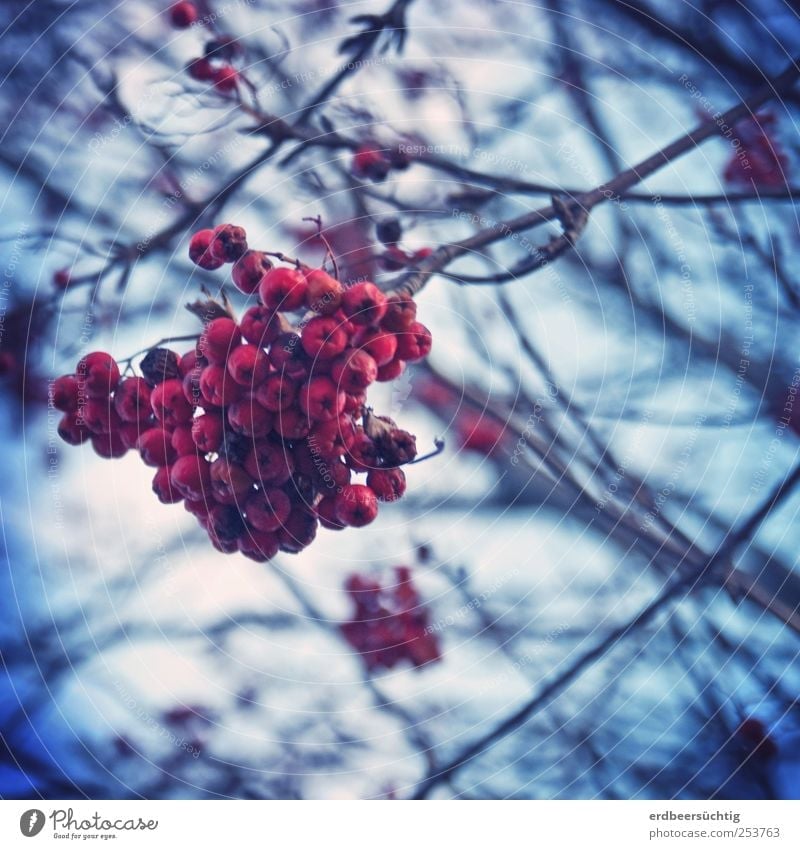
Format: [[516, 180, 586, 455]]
[[272, 405, 310, 440], [119, 421, 145, 450], [255, 372, 296, 411], [210, 458, 254, 501], [299, 376, 345, 423], [58, 413, 90, 445], [395, 321, 432, 361], [244, 440, 294, 485], [170, 454, 212, 500], [352, 145, 391, 181], [81, 398, 121, 434], [341, 281, 387, 326], [331, 349, 378, 393], [381, 293, 417, 332], [92, 430, 128, 459], [232, 250, 272, 295], [240, 305, 284, 346], [207, 503, 246, 546], [53, 268, 72, 289], [367, 467, 406, 502], [304, 269, 343, 314], [213, 65, 239, 93], [238, 528, 279, 562], [200, 364, 243, 407], [52, 375, 80, 412], [113, 377, 152, 422], [277, 507, 318, 552], [245, 488, 291, 532], [189, 229, 224, 270], [170, 1, 198, 28], [376, 358, 405, 382], [346, 429, 380, 472], [343, 390, 366, 414], [187, 57, 215, 81], [171, 424, 197, 456], [227, 396, 273, 437], [300, 316, 349, 361], [357, 328, 397, 366], [316, 495, 345, 530], [191, 412, 225, 452], [259, 267, 308, 312], [209, 223, 248, 263], [268, 332, 308, 379], [76, 352, 120, 398], [227, 344, 270, 387], [153, 466, 183, 504], [138, 428, 176, 467], [335, 484, 379, 528], [308, 416, 356, 460], [198, 317, 242, 364], [151, 378, 194, 426], [178, 349, 200, 377]]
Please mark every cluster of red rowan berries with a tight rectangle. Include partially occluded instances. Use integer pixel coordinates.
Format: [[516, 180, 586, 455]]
[[340, 567, 441, 671], [53, 223, 432, 562], [168, 3, 241, 93]]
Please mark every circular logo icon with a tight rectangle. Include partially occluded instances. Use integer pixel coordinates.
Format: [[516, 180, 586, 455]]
[[19, 810, 45, 837]]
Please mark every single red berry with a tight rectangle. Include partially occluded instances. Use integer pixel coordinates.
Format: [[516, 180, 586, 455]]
[[238, 528, 279, 562], [352, 145, 391, 181], [380, 245, 410, 271], [187, 57, 215, 81], [277, 507, 318, 552], [170, 454, 212, 500], [119, 421, 145, 450], [299, 376, 345, 423], [138, 428, 176, 467], [189, 229, 224, 270], [198, 317, 242, 364], [335, 484, 379, 528], [356, 327, 397, 366], [227, 344, 270, 387], [184, 497, 211, 520], [259, 267, 308, 312], [232, 250, 272, 295], [300, 316, 349, 361], [272, 405, 311, 440], [244, 440, 294, 485], [52, 375, 80, 412], [316, 495, 345, 530], [113, 376, 152, 422], [395, 321, 432, 361], [53, 268, 72, 289], [81, 398, 121, 434], [413, 246, 433, 261], [346, 429, 380, 472], [227, 396, 273, 437], [308, 416, 356, 460], [171, 424, 197, 457], [268, 332, 308, 379], [213, 65, 239, 93], [151, 378, 194, 426], [200, 364, 243, 407], [58, 412, 90, 445], [76, 352, 120, 398], [191, 412, 225, 453], [381, 293, 417, 332], [207, 503, 246, 546], [331, 349, 378, 393], [240, 305, 284, 347], [209, 223, 248, 263], [92, 430, 128, 459], [178, 349, 200, 377], [343, 390, 367, 415], [367, 467, 407, 502], [341, 281, 387, 326], [245, 488, 291, 532], [210, 458, 254, 501], [170, 1, 198, 28], [153, 466, 183, 504], [379, 428, 417, 466], [255, 372, 296, 411], [304, 269, 343, 314], [376, 358, 405, 382]]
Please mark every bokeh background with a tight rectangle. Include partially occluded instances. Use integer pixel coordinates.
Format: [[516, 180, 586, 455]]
[[1, 0, 800, 799]]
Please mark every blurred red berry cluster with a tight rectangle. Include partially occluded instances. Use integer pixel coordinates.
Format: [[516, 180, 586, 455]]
[[340, 566, 442, 671], [723, 112, 789, 188]]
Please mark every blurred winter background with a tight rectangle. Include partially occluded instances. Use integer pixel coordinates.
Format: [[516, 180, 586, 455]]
[[1, 0, 800, 799]]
